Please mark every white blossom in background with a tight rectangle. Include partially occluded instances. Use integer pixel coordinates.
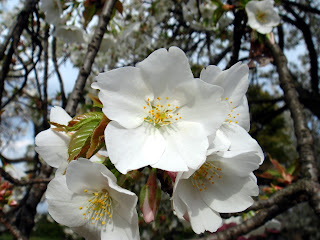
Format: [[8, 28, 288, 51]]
[[54, 25, 86, 44], [46, 159, 140, 240], [92, 47, 229, 174], [172, 123, 263, 234], [245, 0, 280, 34], [39, 0, 63, 25], [182, 0, 228, 31]]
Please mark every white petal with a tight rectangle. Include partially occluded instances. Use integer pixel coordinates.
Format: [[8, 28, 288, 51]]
[[152, 122, 208, 171], [175, 179, 222, 233], [55, 157, 68, 176], [209, 151, 261, 177], [200, 62, 249, 107], [105, 172, 138, 223], [49, 106, 72, 125], [200, 173, 255, 213], [35, 129, 69, 168], [106, 121, 166, 174], [71, 225, 101, 240], [178, 79, 229, 135], [256, 25, 273, 34], [92, 67, 152, 129], [46, 175, 88, 228], [136, 47, 195, 98], [219, 123, 264, 163], [229, 96, 250, 131], [207, 129, 231, 156], [172, 194, 188, 219], [66, 159, 115, 194], [102, 212, 140, 240]]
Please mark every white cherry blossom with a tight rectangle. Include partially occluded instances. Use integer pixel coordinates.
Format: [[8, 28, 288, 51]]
[[92, 47, 229, 174], [200, 62, 264, 162], [172, 123, 263, 234], [245, 0, 280, 34], [200, 62, 250, 131], [54, 25, 86, 44], [46, 159, 140, 240], [39, 0, 63, 25]]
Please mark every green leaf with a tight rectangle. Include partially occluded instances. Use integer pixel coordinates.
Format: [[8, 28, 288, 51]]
[[67, 112, 104, 131], [68, 120, 100, 161]]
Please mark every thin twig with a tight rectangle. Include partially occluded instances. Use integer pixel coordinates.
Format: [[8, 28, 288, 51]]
[[0, 167, 51, 186], [52, 36, 67, 108]]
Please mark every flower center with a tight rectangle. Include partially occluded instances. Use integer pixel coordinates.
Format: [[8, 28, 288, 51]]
[[191, 162, 222, 191], [143, 97, 181, 128], [79, 189, 113, 225], [256, 11, 268, 23]]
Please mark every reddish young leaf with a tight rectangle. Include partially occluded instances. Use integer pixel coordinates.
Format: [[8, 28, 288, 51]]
[[86, 115, 110, 158], [88, 93, 103, 108], [115, 0, 123, 14]]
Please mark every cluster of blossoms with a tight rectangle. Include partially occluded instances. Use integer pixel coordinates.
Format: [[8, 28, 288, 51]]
[[36, 46, 264, 239]]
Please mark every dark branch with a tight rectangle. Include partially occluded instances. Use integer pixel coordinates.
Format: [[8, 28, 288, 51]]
[[65, 0, 117, 116], [266, 40, 318, 182]]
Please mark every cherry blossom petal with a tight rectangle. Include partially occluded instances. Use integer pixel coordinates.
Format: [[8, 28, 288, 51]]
[[49, 106, 72, 125], [219, 123, 264, 163], [200, 62, 249, 107], [102, 212, 140, 240], [178, 80, 228, 135], [92, 67, 152, 129], [175, 179, 222, 233], [200, 173, 256, 213], [230, 96, 250, 131], [208, 152, 261, 177], [152, 121, 208, 171], [46, 175, 88, 227], [104, 172, 138, 222], [207, 129, 231, 156], [136, 47, 195, 98], [35, 129, 69, 168], [66, 159, 115, 194], [106, 121, 166, 174]]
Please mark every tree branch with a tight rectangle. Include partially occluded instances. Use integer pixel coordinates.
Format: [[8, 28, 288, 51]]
[[226, 10, 246, 68], [65, 0, 117, 116], [266, 40, 318, 182], [282, 5, 319, 94], [52, 36, 67, 108], [0, 0, 39, 61], [0, 167, 51, 186], [0, 211, 27, 240]]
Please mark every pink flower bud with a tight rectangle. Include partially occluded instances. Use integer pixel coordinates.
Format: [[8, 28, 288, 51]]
[[139, 169, 161, 223], [166, 171, 177, 182], [9, 200, 18, 207]]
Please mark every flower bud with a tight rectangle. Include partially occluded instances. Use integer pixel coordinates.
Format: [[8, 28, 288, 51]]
[[139, 169, 161, 223]]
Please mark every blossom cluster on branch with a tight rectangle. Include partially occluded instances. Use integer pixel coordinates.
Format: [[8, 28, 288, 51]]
[[35, 46, 264, 239], [1, 0, 320, 239]]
